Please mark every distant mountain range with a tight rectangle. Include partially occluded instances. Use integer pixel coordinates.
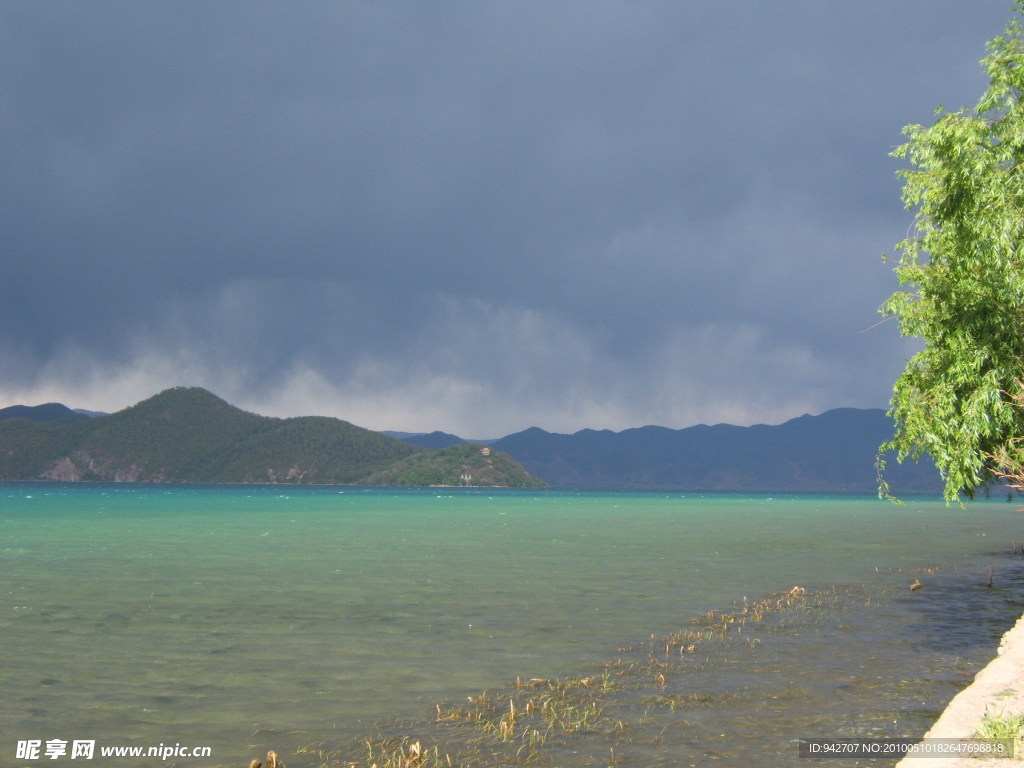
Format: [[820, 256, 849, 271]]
[[0, 402, 91, 424], [0, 387, 543, 487], [0, 387, 942, 493], [380, 434, 468, 450], [391, 409, 943, 494], [380, 430, 472, 450]]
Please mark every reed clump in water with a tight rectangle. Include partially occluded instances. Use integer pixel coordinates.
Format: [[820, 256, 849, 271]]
[[299, 668, 629, 766], [640, 692, 744, 711], [434, 674, 627, 760], [247, 751, 280, 768], [297, 734, 469, 768], [645, 585, 828, 666]]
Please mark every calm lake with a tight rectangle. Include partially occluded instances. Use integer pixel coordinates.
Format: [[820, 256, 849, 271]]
[[3, 484, 1024, 767]]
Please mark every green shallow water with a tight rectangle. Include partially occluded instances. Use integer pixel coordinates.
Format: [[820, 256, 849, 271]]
[[2, 484, 1024, 767]]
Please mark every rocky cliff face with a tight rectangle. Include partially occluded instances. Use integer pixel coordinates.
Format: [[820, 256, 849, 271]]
[[39, 457, 83, 482], [38, 452, 153, 483]]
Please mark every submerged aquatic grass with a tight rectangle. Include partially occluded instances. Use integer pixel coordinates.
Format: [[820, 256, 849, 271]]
[[299, 582, 981, 767]]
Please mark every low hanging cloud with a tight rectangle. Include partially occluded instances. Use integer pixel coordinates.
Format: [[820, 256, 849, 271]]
[[0, 1, 1008, 436]]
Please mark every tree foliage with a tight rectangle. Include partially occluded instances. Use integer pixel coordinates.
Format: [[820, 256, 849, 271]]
[[881, 2, 1024, 502]]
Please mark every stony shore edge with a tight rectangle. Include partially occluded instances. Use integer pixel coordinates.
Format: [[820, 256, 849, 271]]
[[895, 613, 1024, 767]]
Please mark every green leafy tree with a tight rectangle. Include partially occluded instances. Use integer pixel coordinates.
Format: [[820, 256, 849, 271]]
[[881, 2, 1024, 503]]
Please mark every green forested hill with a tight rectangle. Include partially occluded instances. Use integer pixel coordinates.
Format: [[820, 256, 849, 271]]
[[0, 387, 543, 486], [364, 443, 547, 487], [0, 388, 421, 484]]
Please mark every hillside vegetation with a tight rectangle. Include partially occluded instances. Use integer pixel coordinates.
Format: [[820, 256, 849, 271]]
[[364, 443, 546, 487], [0, 387, 543, 487]]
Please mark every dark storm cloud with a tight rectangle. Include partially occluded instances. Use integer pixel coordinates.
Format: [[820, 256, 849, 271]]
[[0, 1, 1014, 434]]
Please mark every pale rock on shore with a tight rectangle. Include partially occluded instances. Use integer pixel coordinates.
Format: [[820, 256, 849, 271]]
[[896, 613, 1024, 767]]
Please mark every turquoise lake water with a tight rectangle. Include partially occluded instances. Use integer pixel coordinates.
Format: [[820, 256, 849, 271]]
[[3, 484, 1024, 767]]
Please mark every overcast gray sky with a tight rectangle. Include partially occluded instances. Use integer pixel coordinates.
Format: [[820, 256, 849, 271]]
[[0, 1, 1015, 436]]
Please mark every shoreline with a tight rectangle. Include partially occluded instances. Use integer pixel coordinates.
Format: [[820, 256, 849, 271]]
[[896, 612, 1024, 767]]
